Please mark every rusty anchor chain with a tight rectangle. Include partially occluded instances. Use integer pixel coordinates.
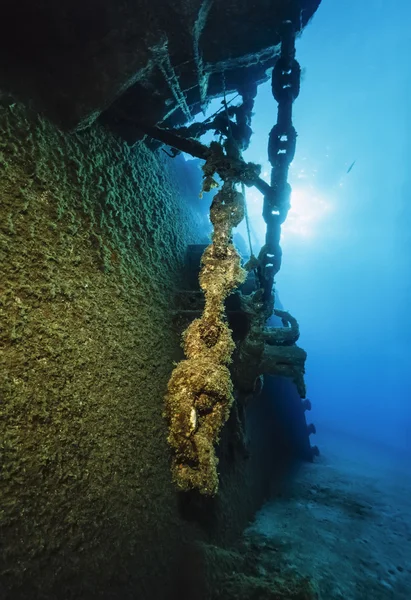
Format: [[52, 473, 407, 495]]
[[258, 19, 301, 303]]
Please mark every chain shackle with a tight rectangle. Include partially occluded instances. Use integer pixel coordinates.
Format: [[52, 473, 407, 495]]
[[262, 181, 291, 223], [268, 124, 297, 169], [271, 58, 301, 104]]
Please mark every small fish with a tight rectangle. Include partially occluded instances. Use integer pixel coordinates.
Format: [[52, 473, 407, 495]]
[[346, 160, 356, 174]]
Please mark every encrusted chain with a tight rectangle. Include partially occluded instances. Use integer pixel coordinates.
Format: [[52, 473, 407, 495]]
[[258, 20, 301, 302], [141, 19, 301, 311]]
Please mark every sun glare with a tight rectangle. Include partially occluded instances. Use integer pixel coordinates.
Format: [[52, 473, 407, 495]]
[[282, 186, 332, 239]]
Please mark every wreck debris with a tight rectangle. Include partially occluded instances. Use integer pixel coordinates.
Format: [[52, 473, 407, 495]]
[[137, 122, 268, 195], [264, 309, 300, 345], [260, 342, 307, 399], [232, 296, 306, 399], [151, 38, 193, 122], [302, 398, 312, 412], [165, 17, 318, 495], [165, 181, 246, 496], [228, 19, 315, 450]]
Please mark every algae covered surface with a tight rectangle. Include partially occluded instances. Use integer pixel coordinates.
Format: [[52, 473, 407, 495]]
[[0, 100, 204, 598], [165, 182, 246, 496]]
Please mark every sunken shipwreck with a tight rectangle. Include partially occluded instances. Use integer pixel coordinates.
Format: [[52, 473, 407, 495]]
[[1, 1, 411, 599]]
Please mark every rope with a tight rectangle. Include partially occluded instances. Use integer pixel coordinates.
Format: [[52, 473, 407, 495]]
[[202, 93, 239, 125], [241, 182, 254, 258], [222, 71, 234, 139], [222, 71, 253, 261], [154, 43, 192, 121]]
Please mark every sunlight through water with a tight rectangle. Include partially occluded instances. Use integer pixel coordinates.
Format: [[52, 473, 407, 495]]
[[283, 185, 332, 238]]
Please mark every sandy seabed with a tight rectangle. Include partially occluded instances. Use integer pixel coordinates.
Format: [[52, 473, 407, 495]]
[[246, 428, 411, 599]]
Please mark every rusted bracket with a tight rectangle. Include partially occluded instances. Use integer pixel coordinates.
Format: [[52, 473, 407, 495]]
[[139, 123, 273, 198]]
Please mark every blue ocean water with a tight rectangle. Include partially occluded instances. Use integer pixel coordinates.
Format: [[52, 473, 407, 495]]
[[239, 0, 411, 452], [238, 5, 411, 593]]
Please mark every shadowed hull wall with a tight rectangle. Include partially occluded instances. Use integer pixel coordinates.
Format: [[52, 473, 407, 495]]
[[0, 101, 209, 599], [0, 101, 291, 599]]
